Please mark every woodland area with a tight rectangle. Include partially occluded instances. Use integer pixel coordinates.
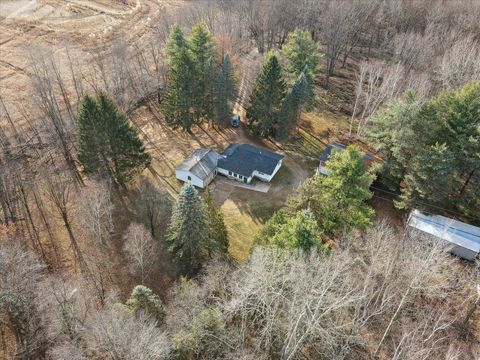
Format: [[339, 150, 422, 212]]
[[1, 0, 479, 359]]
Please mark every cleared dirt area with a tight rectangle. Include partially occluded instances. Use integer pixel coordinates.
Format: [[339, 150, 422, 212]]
[[0, 0, 181, 118]]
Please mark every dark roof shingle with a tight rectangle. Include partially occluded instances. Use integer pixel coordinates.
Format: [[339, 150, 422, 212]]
[[217, 144, 284, 178]]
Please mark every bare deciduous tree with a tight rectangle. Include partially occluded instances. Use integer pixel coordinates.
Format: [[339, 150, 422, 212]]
[[131, 177, 172, 238], [439, 35, 480, 90], [75, 181, 113, 246], [123, 223, 158, 284], [0, 240, 46, 359], [82, 306, 170, 359]]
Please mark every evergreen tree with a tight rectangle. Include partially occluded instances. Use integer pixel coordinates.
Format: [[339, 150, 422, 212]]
[[125, 285, 165, 325], [161, 24, 196, 131], [172, 307, 226, 359], [77, 92, 150, 185], [282, 29, 322, 110], [366, 83, 480, 218], [277, 70, 307, 142], [317, 145, 375, 234], [268, 209, 325, 253], [246, 53, 286, 137], [284, 146, 375, 236], [396, 143, 458, 209], [203, 189, 229, 255], [213, 54, 235, 127], [77, 94, 106, 175], [189, 23, 216, 123], [165, 184, 209, 275], [364, 91, 424, 190]]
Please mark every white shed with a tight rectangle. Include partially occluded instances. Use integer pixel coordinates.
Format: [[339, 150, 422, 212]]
[[407, 209, 480, 261], [175, 148, 220, 188]]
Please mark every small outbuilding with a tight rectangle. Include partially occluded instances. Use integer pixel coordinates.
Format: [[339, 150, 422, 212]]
[[318, 142, 374, 175], [407, 209, 480, 261], [175, 148, 220, 189], [217, 144, 284, 184]]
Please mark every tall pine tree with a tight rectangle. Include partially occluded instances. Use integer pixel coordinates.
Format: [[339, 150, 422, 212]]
[[282, 29, 322, 110], [77, 92, 150, 185], [165, 184, 209, 275], [396, 143, 458, 209], [213, 53, 235, 127], [203, 189, 229, 255], [277, 70, 307, 142], [189, 23, 216, 123], [161, 24, 196, 131], [317, 146, 375, 234], [246, 52, 286, 137]]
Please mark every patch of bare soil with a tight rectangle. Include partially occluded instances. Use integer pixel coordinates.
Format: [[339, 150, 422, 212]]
[[0, 0, 180, 119]]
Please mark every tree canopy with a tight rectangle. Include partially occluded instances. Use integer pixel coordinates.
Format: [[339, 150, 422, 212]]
[[161, 24, 197, 131], [366, 82, 480, 218], [246, 52, 286, 137], [76, 92, 150, 185], [282, 29, 322, 109], [286, 145, 375, 235], [165, 184, 229, 276]]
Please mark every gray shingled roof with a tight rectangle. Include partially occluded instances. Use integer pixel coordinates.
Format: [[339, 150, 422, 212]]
[[217, 144, 284, 178], [176, 148, 220, 181], [319, 142, 373, 162]]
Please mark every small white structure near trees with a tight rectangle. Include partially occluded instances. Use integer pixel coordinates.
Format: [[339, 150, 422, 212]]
[[175, 148, 220, 189], [407, 209, 480, 261]]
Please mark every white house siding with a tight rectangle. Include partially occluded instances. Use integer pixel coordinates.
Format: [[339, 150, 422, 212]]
[[216, 167, 253, 184], [254, 159, 283, 182], [176, 169, 205, 188]]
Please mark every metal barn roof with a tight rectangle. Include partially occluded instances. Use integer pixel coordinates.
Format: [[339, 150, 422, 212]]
[[407, 210, 480, 254], [218, 144, 284, 178], [176, 148, 220, 181]]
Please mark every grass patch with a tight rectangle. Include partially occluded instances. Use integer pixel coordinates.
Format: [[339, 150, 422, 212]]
[[222, 199, 261, 262], [248, 202, 278, 223], [272, 163, 294, 186]]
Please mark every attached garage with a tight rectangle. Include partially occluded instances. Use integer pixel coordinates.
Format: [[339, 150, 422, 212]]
[[175, 148, 220, 189]]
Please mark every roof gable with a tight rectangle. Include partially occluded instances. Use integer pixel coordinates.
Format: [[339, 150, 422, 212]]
[[176, 148, 220, 180]]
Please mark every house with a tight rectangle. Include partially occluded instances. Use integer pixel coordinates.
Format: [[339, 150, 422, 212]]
[[175, 148, 221, 189], [407, 209, 480, 261], [175, 144, 284, 187], [217, 144, 284, 184], [318, 142, 374, 175]]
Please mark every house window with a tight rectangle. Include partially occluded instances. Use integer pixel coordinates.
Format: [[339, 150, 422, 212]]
[[228, 171, 232, 176], [187, 176, 191, 181]]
